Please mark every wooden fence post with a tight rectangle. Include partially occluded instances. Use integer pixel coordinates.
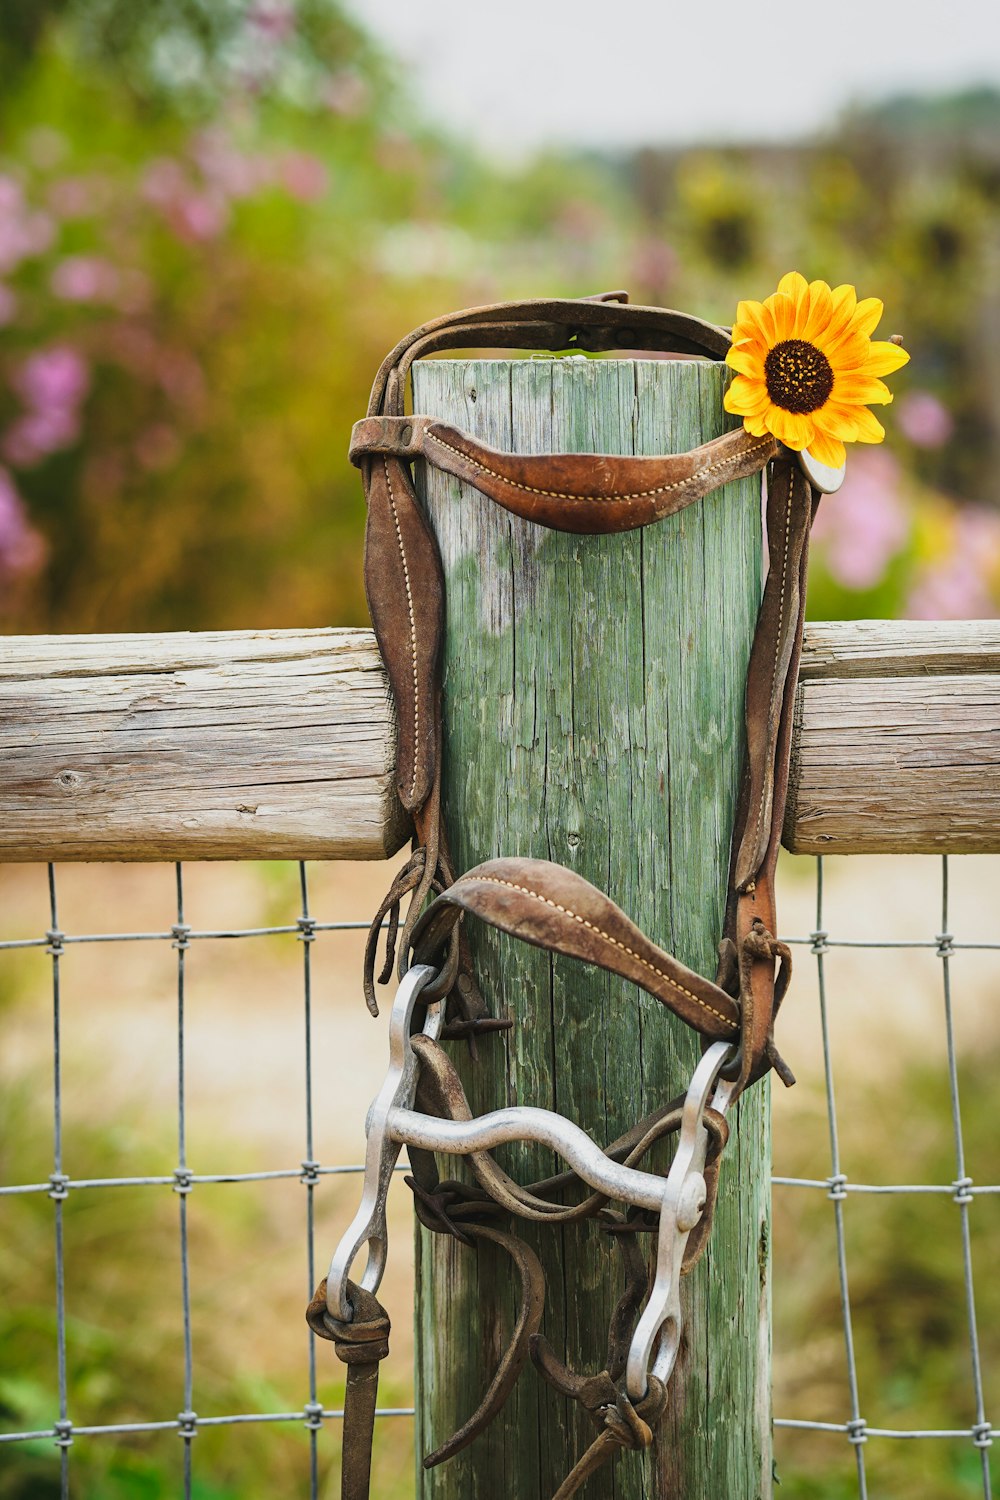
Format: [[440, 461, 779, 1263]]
[[412, 355, 771, 1498]]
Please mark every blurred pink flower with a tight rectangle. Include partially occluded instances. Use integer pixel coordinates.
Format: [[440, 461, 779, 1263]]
[[0, 466, 47, 579], [16, 346, 90, 413], [3, 410, 80, 467], [0, 176, 55, 274], [167, 191, 229, 242], [144, 156, 233, 238], [906, 506, 1000, 619], [51, 255, 120, 302], [0, 175, 22, 217], [281, 152, 328, 201], [142, 157, 187, 206], [323, 70, 369, 117], [48, 175, 102, 219], [897, 390, 954, 449], [4, 346, 90, 467], [191, 132, 272, 200], [812, 449, 909, 591], [246, 0, 296, 41]]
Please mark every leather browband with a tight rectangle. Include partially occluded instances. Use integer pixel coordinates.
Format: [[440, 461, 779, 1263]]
[[312, 292, 819, 1500]]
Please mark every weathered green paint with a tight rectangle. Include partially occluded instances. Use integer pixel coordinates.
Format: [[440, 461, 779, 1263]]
[[412, 356, 771, 1499]]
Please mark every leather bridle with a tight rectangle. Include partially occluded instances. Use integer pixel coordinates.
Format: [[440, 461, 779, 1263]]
[[308, 292, 829, 1498]]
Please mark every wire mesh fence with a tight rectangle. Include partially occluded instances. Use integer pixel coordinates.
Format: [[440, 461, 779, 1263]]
[[0, 853, 995, 1497]]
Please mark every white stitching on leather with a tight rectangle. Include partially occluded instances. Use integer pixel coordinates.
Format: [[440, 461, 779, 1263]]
[[425, 429, 772, 504], [383, 459, 419, 800], [463, 874, 738, 1030], [747, 469, 796, 865]]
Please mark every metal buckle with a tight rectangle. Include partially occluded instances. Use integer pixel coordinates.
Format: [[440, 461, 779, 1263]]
[[325, 968, 736, 1397]]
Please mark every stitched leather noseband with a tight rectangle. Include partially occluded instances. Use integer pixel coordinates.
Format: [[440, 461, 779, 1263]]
[[310, 293, 825, 1499]]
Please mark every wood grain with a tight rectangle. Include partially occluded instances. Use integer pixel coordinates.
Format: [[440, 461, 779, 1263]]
[[784, 670, 1000, 854], [1, 618, 997, 861], [799, 617, 1000, 679], [0, 628, 408, 861], [410, 357, 771, 1500]]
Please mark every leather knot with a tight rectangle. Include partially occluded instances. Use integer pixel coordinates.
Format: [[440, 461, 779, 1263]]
[[742, 917, 778, 961], [602, 1377, 666, 1451], [306, 1278, 390, 1366]]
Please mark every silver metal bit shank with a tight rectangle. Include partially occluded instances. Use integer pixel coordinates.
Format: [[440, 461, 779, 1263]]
[[326, 964, 441, 1321], [327, 968, 735, 1400]]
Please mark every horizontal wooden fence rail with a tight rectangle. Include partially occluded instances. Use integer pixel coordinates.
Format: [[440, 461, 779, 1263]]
[[0, 629, 408, 862], [0, 620, 996, 862], [787, 619, 1000, 855]]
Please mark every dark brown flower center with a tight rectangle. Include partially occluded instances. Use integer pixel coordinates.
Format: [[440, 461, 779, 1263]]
[[764, 338, 834, 414]]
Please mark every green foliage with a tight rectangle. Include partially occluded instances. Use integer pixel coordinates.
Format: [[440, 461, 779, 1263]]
[[0, 7, 997, 632]]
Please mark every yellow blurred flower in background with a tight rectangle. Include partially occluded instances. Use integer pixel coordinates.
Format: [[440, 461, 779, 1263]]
[[724, 270, 910, 467]]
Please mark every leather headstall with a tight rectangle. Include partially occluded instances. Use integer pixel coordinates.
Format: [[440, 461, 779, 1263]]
[[309, 292, 821, 1500]]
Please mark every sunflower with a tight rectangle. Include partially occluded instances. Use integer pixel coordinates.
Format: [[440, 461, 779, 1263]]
[[723, 271, 910, 468]]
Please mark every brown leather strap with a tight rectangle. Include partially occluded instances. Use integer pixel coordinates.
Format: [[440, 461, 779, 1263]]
[[365, 296, 733, 421], [411, 856, 740, 1041], [306, 1279, 390, 1500], [419, 1223, 546, 1470], [351, 415, 777, 534], [358, 297, 811, 1082], [722, 457, 818, 1086], [362, 457, 443, 814], [358, 295, 777, 844]]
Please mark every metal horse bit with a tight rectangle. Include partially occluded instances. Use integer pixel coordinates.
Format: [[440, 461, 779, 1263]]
[[326, 963, 737, 1404]]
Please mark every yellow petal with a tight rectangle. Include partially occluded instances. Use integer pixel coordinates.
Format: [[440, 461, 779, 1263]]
[[848, 296, 884, 339], [734, 298, 769, 336], [819, 328, 870, 368], [830, 283, 858, 325], [724, 375, 769, 415], [813, 402, 862, 441], [802, 280, 834, 342], [744, 413, 771, 437], [777, 271, 809, 307], [766, 292, 797, 343], [726, 348, 764, 379], [740, 297, 777, 347], [807, 430, 846, 468], [766, 408, 814, 449], [863, 340, 911, 377], [833, 374, 894, 406], [851, 406, 886, 444]]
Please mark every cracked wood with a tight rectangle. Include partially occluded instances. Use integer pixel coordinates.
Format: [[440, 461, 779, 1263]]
[[0, 628, 407, 861], [0, 621, 996, 863]]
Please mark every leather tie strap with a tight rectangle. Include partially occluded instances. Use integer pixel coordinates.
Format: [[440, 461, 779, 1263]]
[[306, 1279, 390, 1500]]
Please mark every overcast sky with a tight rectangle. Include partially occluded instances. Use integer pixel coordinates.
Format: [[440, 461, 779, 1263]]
[[347, 0, 1000, 157]]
